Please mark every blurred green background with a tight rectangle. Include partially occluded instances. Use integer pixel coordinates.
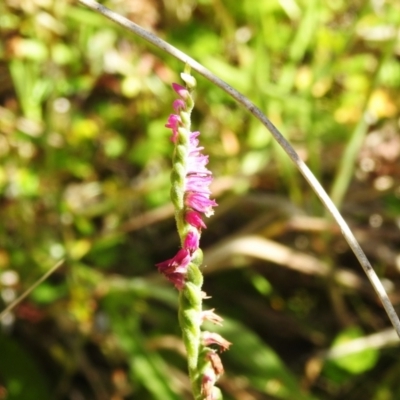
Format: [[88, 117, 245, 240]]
[[1, 0, 400, 399]]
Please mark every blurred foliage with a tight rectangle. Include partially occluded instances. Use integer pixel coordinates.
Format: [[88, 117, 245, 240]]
[[0, 0, 400, 399]]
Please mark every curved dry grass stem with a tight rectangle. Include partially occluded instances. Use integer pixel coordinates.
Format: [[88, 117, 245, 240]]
[[77, 0, 400, 338], [0, 259, 65, 321]]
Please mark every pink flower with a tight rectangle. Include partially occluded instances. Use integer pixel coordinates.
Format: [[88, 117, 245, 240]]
[[165, 114, 181, 143], [173, 99, 185, 113], [172, 83, 189, 99], [157, 82, 218, 290], [201, 374, 215, 400], [207, 351, 224, 376], [186, 151, 210, 174], [187, 158, 210, 176], [186, 174, 213, 193], [156, 248, 191, 289], [201, 309, 223, 326], [156, 248, 190, 272], [188, 132, 205, 153], [184, 230, 200, 253], [202, 332, 232, 352], [185, 210, 207, 229], [186, 192, 218, 217]]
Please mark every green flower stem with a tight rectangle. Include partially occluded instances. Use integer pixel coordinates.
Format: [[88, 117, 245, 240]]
[[171, 103, 193, 246], [179, 258, 204, 397], [170, 76, 219, 399], [163, 69, 226, 399]]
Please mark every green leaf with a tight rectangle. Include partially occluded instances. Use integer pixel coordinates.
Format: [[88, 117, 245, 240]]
[[30, 281, 67, 304], [329, 326, 379, 374], [210, 318, 317, 400], [0, 334, 50, 400], [130, 352, 181, 400], [103, 292, 181, 400]]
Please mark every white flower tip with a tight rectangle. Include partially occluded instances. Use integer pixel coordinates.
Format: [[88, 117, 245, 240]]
[[181, 72, 196, 89], [204, 209, 215, 218]]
